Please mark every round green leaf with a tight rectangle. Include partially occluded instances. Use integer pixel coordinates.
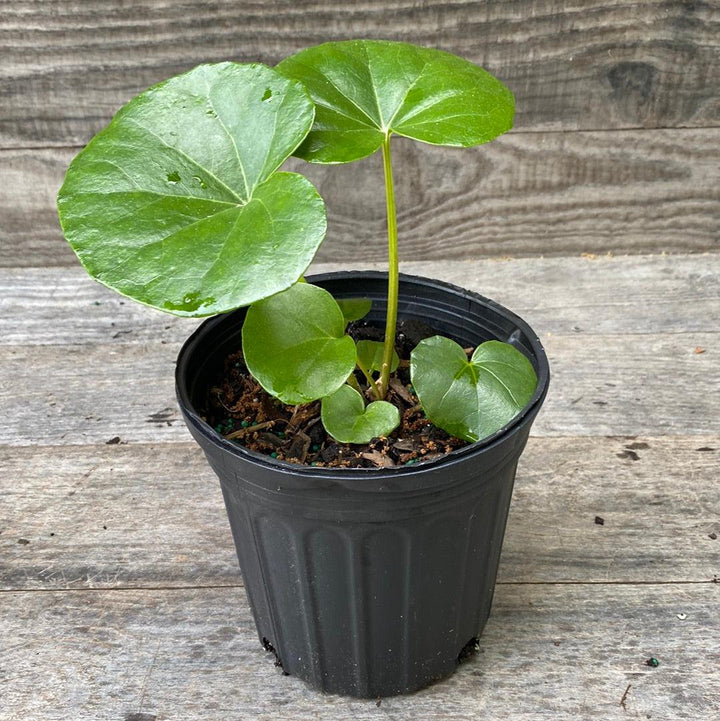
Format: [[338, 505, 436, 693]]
[[411, 337, 537, 443], [356, 340, 399, 374], [57, 62, 326, 316], [321, 384, 400, 444], [277, 40, 514, 163], [242, 282, 357, 405], [336, 297, 372, 324]]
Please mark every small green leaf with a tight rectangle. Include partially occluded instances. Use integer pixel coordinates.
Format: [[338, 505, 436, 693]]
[[321, 384, 400, 444], [411, 337, 537, 442], [57, 62, 326, 316], [277, 40, 514, 164], [242, 282, 356, 404], [336, 297, 372, 323], [356, 339, 399, 374]]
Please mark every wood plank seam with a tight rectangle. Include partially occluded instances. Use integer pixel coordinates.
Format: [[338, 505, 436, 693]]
[[1, 579, 717, 597]]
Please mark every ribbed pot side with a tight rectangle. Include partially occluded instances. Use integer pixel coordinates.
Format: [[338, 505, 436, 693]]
[[176, 272, 550, 698]]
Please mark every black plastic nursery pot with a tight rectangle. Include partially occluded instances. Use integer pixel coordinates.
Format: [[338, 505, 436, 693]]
[[175, 271, 550, 698]]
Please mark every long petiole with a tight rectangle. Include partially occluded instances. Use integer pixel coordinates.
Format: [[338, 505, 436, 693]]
[[378, 133, 399, 399], [355, 356, 381, 400]]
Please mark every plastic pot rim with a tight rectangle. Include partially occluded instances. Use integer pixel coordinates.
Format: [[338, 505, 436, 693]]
[[175, 270, 550, 482]]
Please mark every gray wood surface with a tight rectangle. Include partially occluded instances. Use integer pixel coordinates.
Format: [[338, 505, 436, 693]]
[[2, 0, 719, 148], [2, 1, 719, 264], [3, 255, 718, 343], [3, 256, 719, 445], [2, 327, 718, 445], [4, 127, 719, 268], [2, 436, 718, 592], [3, 1, 720, 713], [2, 256, 719, 717], [3, 584, 719, 720]]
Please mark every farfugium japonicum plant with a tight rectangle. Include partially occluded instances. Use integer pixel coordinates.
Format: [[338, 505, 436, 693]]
[[57, 40, 537, 449]]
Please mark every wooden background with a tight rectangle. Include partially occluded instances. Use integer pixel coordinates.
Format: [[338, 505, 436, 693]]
[[1, 0, 718, 266], [3, 4, 720, 717]]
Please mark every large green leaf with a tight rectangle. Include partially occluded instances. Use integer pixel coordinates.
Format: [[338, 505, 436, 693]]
[[321, 384, 400, 444], [411, 337, 537, 443], [242, 282, 357, 405], [277, 40, 514, 163], [57, 62, 326, 316]]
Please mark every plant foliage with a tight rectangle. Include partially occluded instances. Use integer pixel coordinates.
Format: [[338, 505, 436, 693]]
[[321, 384, 400, 444], [58, 63, 325, 316], [277, 40, 515, 163], [411, 337, 538, 442], [57, 43, 537, 451]]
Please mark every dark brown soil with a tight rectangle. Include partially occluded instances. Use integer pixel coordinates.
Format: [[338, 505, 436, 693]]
[[202, 321, 469, 469]]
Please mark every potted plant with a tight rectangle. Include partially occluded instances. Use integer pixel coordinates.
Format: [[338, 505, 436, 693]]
[[57, 40, 550, 698]]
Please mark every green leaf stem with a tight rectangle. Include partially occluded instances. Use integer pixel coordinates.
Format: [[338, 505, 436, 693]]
[[356, 340, 399, 375]]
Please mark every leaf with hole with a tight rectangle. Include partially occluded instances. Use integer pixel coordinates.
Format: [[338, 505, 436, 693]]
[[242, 282, 357, 405], [356, 340, 399, 374], [321, 384, 400, 444], [336, 297, 372, 324], [411, 337, 537, 442], [277, 39, 514, 163], [57, 62, 325, 316]]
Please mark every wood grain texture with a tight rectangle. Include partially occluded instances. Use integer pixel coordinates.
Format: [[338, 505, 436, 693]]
[[2, 253, 719, 716], [296, 128, 720, 260], [3, 584, 719, 719], [0, 443, 239, 591], [1, 328, 717, 445], [3, 127, 719, 268], [0, 148, 72, 267], [1, 257, 719, 445], [3, 254, 719, 345], [1, 436, 717, 592], [2, 0, 719, 149]]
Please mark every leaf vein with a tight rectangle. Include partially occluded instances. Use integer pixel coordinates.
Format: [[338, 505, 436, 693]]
[[124, 117, 244, 203], [291, 58, 380, 129], [479, 366, 522, 407], [385, 60, 431, 130], [204, 80, 251, 200]]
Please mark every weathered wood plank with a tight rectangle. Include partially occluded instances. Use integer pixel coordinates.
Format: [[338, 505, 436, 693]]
[[1, 437, 717, 591], [0, 148, 73, 267], [2, 254, 719, 345], [0, 443, 239, 591], [2, 583, 718, 719], [296, 128, 720, 260], [1, 328, 717, 446], [0, 341, 189, 445], [0, 265, 202, 346], [4, 127, 719, 267], [538, 331, 720, 437], [2, 0, 719, 148]]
